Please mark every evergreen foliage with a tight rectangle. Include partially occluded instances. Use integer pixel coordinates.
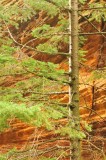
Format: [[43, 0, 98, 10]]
[[0, 101, 67, 132], [0, 0, 106, 159], [89, 2, 106, 22]]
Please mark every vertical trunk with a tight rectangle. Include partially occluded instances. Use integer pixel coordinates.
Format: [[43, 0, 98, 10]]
[[69, 0, 80, 160], [69, 0, 72, 159], [69, 1, 72, 101]]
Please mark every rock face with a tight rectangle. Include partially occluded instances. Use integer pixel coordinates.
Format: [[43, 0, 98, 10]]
[[0, 2, 106, 160]]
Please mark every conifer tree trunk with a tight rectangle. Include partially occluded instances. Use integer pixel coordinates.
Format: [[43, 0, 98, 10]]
[[69, 0, 80, 160]]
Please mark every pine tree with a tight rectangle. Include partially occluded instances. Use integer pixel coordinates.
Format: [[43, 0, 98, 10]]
[[0, 0, 106, 160]]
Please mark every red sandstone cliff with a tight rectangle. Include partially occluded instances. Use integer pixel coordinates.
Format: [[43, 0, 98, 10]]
[[0, 1, 106, 160]]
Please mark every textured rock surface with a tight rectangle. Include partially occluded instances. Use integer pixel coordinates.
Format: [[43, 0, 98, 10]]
[[0, 1, 106, 159]]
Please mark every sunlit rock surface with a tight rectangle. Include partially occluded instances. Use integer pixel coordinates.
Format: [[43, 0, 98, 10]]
[[0, 1, 106, 159]]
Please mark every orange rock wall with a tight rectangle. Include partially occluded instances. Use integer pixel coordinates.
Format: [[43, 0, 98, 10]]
[[0, 8, 106, 160]]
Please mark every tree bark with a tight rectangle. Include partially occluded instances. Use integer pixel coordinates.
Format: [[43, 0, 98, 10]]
[[69, 0, 80, 159]]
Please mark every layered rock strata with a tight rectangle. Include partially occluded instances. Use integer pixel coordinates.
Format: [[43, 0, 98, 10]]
[[0, 2, 106, 159]]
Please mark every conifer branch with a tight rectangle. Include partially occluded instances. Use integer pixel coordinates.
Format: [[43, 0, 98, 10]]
[[4, 20, 69, 57], [25, 91, 69, 95], [83, 139, 106, 158], [80, 106, 106, 121], [65, 7, 106, 12], [22, 66, 69, 84], [10, 137, 69, 154], [9, 146, 70, 160], [79, 7, 106, 11], [79, 14, 106, 39], [0, 72, 28, 78], [80, 32, 106, 35]]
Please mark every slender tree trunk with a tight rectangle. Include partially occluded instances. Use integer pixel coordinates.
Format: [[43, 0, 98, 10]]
[[69, 0, 72, 159], [69, 0, 72, 100], [69, 0, 80, 160]]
